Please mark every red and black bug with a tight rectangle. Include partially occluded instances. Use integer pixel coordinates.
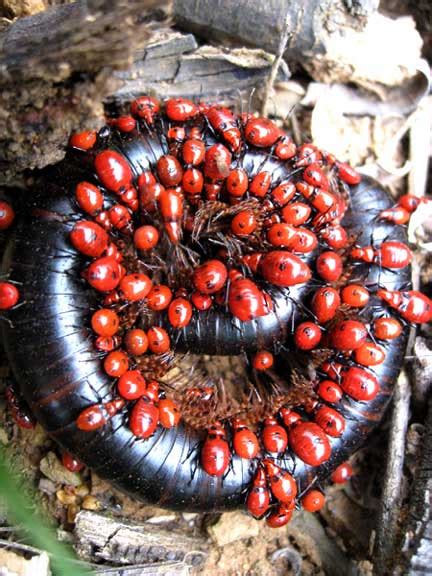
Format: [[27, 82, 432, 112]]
[[1, 95, 425, 525]]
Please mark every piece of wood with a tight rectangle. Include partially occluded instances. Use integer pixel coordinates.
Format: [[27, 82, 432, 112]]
[[74, 510, 208, 567], [0, 0, 161, 184], [0, 7, 287, 185], [173, 0, 372, 62], [373, 373, 411, 575], [112, 32, 286, 102], [400, 396, 432, 574]]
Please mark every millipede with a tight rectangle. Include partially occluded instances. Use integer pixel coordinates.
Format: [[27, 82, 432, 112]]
[[0, 95, 431, 527]]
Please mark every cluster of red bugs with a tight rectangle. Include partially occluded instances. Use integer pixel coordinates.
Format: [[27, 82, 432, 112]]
[[1, 94, 431, 527]]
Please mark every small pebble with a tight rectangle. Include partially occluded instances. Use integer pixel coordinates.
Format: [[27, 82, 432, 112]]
[[82, 495, 100, 511]]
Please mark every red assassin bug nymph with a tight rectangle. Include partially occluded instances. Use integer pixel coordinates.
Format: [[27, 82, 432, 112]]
[[1, 96, 429, 524]]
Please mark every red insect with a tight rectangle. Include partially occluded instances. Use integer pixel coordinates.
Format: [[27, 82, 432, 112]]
[[158, 187, 184, 243], [303, 162, 329, 189], [94, 335, 120, 352], [166, 98, 198, 122], [168, 298, 193, 328], [157, 155, 183, 187], [289, 422, 331, 466], [311, 287, 341, 323], [159, 398, 181, 428], [377, 289, 432, 324], [226, 168, 248, 197], [302, 490, 325, 512], [295, 143, 322, 167], [280, 408, 301, 429], [87, 257, 122, 292], [340, 367, 379, 401], [281, 202, 311, 226], [263, 460, 297, 503], [317, 380, 343, 404], [319, 224, 348, 250], [316, 251, 343, 282], [294, 322, 322, 350], [373, 317, 402, 340], [231, 210, 257, 236], [91, 308, 119, 337], [351, 241, 412, 269], [70, 221, 109, 258], [124, 329, 148, 356], [191, 291, 212, 311], [75, 182, 104, 216], [275, 137, 296, 160], [262, 417, 288, 453], [62, 452, 84, 472], [118, 370, 147, 400], [398, 194, 429, 213], [250, 171, 272, 197], [260, 251, 312, 287], [252, 351, 274, 371], [134, 225, 159, 251], [147, 326, 171, 354], [69, 130, 97, 151], [120, 273, 152, 302], [76, 398, 125, 431], [232, 419, 259, 459], [130, 96, 160, 124], [5, 387, 35, 429], [246, 468, 270, 518], [201, 424, 231, 477], [112, 115, 136, 133], [129, 382, 160, 439], [244, 117, 280, 148], [182, 139, 206, 166], [330, 320, 367, 351], [204, 144, 232, 180], [0, 282, 20, 310], [205, 106, 241, 151], [271, 182, 296, 206], [266, 501, 295, 528], [0, 201, 15, 230], [331, 461, 354, 484], [228, 276, 271, 321], [94, 150, 133, 193], [341, 284, 370, 307], [104, 350, 129, 378], [296, 182, 335, 214], [193, 260, 227, 294], [337, 162, 361, 185], [147, 285, 173, 311], [379, 206, 410, 225], [108, 204, 132, 230], [314, 405, 345, 437], [354, 342, 385, 366]]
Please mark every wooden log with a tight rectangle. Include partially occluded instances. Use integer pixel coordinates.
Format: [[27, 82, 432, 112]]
[[112, 29, 286, 102], [400, 397, 432, 574], [0, 5, 286, 185], [74, 510, 208, 567], [0, 0, 160, 184], [173, 0, 375, 62]]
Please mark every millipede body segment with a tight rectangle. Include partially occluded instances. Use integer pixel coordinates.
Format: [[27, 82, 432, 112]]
[[1, 96, 430, 526]]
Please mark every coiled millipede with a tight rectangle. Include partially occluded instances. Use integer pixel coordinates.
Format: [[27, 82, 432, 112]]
[[1, 96, 430, 527]]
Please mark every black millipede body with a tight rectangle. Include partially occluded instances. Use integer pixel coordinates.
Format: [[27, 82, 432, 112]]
[[0, 103, 411, 515]]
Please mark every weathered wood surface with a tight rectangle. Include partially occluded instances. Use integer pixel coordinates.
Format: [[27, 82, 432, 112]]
[[0, 2, 287, 185], [173, 0, 376, 61], [74, 510, 208, 567], [0, 0, 160, 183], [400, 396, 432, 575], [113, 28, 285, 102]]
